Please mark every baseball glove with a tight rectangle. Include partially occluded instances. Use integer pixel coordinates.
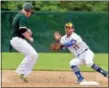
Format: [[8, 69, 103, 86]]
[[50, 41, 62, 51]]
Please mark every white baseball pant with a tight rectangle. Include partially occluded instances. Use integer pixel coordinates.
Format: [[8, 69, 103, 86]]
[[10, 37, 38, 77], [69, 49, 94, 67]]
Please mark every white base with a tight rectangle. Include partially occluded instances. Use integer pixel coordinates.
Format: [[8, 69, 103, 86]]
[[80, 81, 100, 86]]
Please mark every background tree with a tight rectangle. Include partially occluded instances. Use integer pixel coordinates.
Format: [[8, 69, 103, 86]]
[[1, 1, 108, 12]]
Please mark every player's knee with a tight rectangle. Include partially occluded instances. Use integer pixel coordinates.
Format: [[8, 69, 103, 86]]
[[33, 52, 38, 59], [69, 60, 77, 67], [30, 52, 38, 59], [69, 61, 72, 67], [86, 61, 94, 67]]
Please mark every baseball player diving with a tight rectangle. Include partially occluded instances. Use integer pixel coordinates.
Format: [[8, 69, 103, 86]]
[[51, 22, 108, 83], [10, 3, 38, 82]]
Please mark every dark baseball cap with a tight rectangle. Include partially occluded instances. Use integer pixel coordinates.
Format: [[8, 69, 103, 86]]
[[22, 3, 34, 14]]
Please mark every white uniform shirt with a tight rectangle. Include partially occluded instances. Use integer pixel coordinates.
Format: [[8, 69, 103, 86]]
[[60, 32, 89, 57]]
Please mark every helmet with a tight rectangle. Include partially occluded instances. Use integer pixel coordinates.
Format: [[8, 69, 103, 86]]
[[22, 3, 34, 13]]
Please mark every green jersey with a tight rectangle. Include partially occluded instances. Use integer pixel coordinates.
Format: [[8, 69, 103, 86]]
[[12, 12, 28, 39]]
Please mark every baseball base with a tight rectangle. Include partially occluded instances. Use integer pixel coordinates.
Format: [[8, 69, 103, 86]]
[[80, 81, 100, 86]]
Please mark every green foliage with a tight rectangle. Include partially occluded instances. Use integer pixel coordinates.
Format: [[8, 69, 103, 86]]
[[1, 1, 108, 12]]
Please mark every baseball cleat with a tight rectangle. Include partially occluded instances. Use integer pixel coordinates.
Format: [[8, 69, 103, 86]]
[[20, 74, 28, 82], [76, 77, 86, 84], [104, 72, 108, 78], [106, 73, 108, 78]]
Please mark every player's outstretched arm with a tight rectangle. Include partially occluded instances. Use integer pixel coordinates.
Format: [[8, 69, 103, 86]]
[[50, 31, 63, 51], [54, 31, 62, 41], [63, 39, 77, 47]]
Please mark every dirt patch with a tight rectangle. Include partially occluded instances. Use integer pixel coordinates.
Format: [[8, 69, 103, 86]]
[[2, 70, 108, 87]]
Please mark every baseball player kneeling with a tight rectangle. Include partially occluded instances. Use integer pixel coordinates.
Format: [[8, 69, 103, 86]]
[[51, 22, 108, 83]]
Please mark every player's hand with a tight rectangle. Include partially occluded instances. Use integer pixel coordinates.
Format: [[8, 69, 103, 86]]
[[27, 28, 32, 36], [50, 41, 62, 51], [29, 37, 34, 43], [54, 31, 61, 41], [22, 31, 34, 43]]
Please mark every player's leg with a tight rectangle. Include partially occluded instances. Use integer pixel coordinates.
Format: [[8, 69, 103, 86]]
[[84, 49, 108, 78], [10, 37, 38, 78], [69, 58, 85, 83], [16, 53, 38, 77], [17, 53, 38, 82]]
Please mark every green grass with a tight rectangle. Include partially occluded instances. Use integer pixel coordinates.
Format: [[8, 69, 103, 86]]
[[2, 53, 108, 71]]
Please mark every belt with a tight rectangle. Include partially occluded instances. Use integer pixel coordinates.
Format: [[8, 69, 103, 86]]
[[77, 49, 88, 57]]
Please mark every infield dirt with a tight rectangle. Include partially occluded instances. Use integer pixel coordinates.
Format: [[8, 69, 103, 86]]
[[2, 70, 108, 87]]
